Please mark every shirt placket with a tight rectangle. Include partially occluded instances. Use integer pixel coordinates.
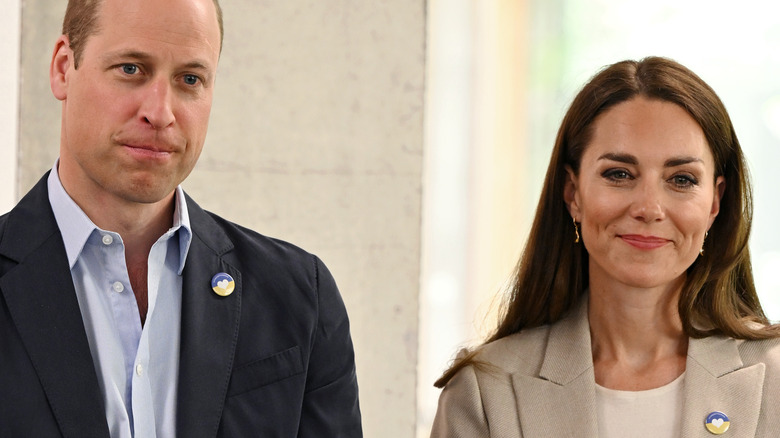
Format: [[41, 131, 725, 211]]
[[131, 235, 172, 438], [102, 231, 144, 431]]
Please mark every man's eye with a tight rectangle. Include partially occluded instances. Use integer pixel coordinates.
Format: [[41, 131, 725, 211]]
[[183, 74, 199, 85], [121, 64, 138, 75]]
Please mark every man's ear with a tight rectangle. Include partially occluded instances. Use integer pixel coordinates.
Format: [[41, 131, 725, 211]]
[[50, 35, 73, 101], [563, 165, 581, 219]]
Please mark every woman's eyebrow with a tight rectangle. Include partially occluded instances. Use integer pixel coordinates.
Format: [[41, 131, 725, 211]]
[[597, 152, 637, 165], [597, 153, 703, 168], [664, 156, 703, 167]]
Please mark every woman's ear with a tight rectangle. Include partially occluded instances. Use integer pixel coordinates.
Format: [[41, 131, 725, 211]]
[[708, 175, 726, 228], [50, 35, 73, 101], [563, 165, 581, 219]]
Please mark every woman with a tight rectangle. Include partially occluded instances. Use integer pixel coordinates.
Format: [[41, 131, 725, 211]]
[[431, 57, 780, 437]]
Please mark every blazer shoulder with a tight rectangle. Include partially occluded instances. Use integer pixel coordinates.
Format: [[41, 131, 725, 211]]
[[438, 324, 554, 387], [0, 174, 61, 265], [0, 211, 10, 270], [187, 198, 323, 281], [471, 324, 551, 376], [432, 331, 544, 438], [0, 211, 9, 243], [204, 210, 315, 261], [737, 335, 780, 367]]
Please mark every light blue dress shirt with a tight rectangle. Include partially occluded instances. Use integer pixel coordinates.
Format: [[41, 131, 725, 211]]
[[47, 164, 192, 438]]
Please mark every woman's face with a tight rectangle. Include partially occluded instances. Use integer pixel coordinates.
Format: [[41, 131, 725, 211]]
[[565, 97, 725, 290]]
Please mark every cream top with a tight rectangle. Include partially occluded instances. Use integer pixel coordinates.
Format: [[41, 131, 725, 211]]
[[596, 372, 685, 438]]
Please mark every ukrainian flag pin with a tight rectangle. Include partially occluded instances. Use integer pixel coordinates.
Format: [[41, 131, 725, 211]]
[[211, 272, 235, 297], [705, 411, 730, 435]]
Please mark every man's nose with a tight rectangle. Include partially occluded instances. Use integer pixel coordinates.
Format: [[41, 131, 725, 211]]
[[139, 78, 175, 129]]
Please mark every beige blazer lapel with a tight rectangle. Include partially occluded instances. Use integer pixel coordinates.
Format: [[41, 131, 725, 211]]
[[513, 299, 600, 437], [680, 335, 764, 437]]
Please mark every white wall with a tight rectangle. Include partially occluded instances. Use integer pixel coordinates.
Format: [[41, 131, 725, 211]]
[[19, 2, 425, 437], [0, 0, 20, 212]]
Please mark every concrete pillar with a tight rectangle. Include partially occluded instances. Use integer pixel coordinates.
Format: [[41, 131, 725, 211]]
[[0, 0, 20, 213], [19, 1, 425, 436]]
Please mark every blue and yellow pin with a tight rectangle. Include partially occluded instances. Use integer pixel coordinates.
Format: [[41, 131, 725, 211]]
[[705, 411, 730, 435], [211, 272, 235, 297]]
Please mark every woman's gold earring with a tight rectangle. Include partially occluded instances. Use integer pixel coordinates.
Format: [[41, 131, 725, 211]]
[[573, 217, 580, 243], [700, 231, 708, 256]]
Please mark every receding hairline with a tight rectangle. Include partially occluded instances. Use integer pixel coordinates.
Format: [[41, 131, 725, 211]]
[[63, 0, 224, 61]]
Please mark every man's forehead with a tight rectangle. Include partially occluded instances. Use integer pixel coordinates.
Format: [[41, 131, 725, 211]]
[[95, 0, 220, 49], [87, 0, 221, 64]]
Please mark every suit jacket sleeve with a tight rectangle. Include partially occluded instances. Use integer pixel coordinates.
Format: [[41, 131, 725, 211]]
[[297, 256, 362, 437], [430, 364, 490, 438]]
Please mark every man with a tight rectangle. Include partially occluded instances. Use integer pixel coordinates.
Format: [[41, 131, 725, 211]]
[[0, 0, 362, 436]]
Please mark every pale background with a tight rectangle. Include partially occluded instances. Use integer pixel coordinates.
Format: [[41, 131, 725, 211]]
[[4, 1, 780, 438], [419, 0, 780, 435], [7, 1, 423, 437], [0, 0, 20, 210]]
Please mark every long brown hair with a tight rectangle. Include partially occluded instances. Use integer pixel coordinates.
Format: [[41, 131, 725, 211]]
[[436, 56, 776, 388]]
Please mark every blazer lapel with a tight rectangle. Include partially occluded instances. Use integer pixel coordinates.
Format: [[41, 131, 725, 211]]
[[0, 175, 109, 437], [176, 196, 242, 438], [513, 299, 599, 437], [680, 335, 764, 437]]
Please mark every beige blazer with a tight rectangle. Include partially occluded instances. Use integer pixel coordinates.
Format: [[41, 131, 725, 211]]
[[431, 298, 780, 437]]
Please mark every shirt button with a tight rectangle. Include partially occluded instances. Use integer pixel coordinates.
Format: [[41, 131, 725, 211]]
[[112, 281, 124, 293], [136, 364, 144, 376], [102, 234, 113, 245]]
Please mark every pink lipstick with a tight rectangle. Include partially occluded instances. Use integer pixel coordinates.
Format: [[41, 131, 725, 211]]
[[620, 234, 669, 250]]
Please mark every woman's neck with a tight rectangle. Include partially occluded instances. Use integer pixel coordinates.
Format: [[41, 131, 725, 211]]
[[588, 278, 688, 390]]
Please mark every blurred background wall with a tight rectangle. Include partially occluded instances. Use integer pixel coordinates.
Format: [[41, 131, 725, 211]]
[[4, 1, 780, 437], [0, 0, 20, 211], [10, 1, 424, 437], [420, 0, 780, 435]]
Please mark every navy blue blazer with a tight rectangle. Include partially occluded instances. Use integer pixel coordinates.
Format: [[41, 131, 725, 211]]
[[0, 173, 362, 437]]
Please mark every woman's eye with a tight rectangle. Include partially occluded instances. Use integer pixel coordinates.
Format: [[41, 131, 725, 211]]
[[671, 174, 698, 188], [603, 169, 631, 181], [183, 74, 199, 85], [121, 64, 138, 75]]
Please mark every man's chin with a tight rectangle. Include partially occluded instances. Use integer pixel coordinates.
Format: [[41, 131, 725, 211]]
[[117, 180, 179, 205]]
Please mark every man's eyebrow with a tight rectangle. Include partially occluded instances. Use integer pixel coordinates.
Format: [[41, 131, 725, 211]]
[[181, 61, 213, 73], [100, 50, 152, 63], [100, 50, 214, 72]]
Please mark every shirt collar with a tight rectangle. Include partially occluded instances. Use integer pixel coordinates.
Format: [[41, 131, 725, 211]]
[[172, 186, 193, 275], [47, 161, 193, 274]]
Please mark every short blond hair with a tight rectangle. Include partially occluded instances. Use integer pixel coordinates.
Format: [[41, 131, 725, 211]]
[[62, 0, 224, 68]]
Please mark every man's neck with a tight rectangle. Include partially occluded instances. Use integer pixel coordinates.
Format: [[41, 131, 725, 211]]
[[81, 193, 175, 258], [79, 192, 175, 327]]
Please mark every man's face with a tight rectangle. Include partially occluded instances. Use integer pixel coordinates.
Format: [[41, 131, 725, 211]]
[[51, 0, 221, 207]]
